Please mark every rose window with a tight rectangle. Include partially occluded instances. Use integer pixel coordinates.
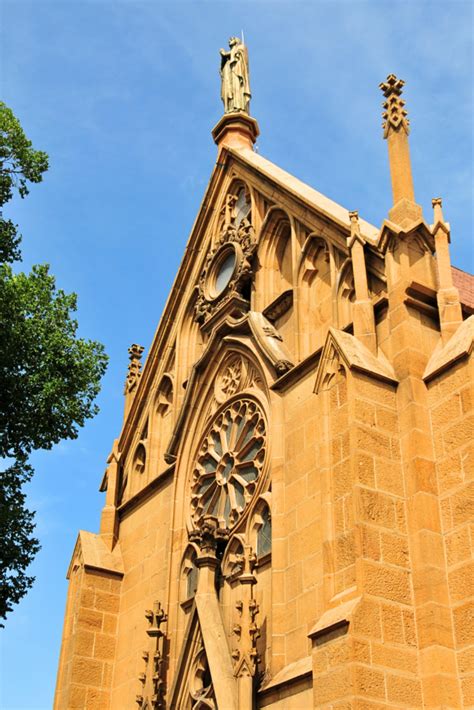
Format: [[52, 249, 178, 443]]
[[191, 399, 266, 529]]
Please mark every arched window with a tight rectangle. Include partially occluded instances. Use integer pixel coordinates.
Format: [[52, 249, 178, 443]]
[[337, 260, 355, 330], [182, 546, 199, 602], [298, 236, 332, 356], [132, 443, 146, 475], [257, 504, 272, 558]]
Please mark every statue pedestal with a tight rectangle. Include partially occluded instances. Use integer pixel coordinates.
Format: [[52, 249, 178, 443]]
[[212, 113, 259, 152]]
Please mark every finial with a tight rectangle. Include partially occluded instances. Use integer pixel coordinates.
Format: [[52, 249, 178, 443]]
[[380, 74, 410, 138], [432, 197, 445, 224], [124, 344, 144, 395]]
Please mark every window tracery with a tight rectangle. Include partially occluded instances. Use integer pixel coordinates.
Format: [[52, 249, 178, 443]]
[[256, 505, 271, 558], [190, 398, 266, 530]]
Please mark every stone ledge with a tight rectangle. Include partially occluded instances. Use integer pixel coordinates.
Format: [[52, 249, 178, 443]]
[[423, 316, 474, 382], [259, 655, 312, 693], [67, 531, 124, 579]]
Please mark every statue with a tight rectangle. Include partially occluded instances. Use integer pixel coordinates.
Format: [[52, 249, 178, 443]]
[[220, 37, 251, 115]]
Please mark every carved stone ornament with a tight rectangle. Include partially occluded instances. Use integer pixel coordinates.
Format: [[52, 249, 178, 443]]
[[194, 218, 257, 325], [190, 398, 266, 530], [189, 646, 216, 709]]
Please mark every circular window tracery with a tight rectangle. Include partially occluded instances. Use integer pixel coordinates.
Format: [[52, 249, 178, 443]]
[[190, 399, 266, 529]]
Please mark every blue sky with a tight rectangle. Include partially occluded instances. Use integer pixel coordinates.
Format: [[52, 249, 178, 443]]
[[0, 1, 472, 707]]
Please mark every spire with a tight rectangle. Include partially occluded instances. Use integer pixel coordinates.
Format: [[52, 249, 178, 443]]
[[380, 75, 422, 226]]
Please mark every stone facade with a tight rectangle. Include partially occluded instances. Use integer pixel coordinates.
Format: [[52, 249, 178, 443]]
[[54, 67, 473, 709]]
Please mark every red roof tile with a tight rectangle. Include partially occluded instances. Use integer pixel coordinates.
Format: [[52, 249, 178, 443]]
[[452, 266, 474, 311]]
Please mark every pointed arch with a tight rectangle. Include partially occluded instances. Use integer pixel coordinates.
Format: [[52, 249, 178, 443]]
[[256, 207, 294, 310], [336, 258, 355, 329], [298, 234, 332, 357]]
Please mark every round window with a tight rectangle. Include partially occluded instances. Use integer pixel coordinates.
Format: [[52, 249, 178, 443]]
[[212, 249, 236, 297], [190, 398, 266, 529]]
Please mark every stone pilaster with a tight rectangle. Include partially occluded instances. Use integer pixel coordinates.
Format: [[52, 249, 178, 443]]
[[432, 198, 463, 343], [348, 210, 377, 354]]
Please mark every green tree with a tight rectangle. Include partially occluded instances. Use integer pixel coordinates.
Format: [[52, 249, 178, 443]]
[[0, 101, 108, 624]]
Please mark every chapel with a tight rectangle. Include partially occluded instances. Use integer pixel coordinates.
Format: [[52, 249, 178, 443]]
[[54, 40, 474, 709]]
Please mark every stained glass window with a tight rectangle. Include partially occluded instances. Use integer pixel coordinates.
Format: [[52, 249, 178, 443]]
[[257, 505, 271, 557], [190, 399, 266, 529], [214, 251, 236, 295]]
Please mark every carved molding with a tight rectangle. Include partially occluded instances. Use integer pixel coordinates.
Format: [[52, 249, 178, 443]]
[[195, 219, 257, 325]]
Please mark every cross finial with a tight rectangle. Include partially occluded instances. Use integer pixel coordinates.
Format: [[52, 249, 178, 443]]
[[380, 74, 410, 138]]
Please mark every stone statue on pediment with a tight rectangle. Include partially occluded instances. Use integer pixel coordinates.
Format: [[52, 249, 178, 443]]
[[220, 37, 251, 114]]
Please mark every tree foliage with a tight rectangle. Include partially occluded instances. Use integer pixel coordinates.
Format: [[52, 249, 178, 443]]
[[0, 457, 41, 624], [0, 101, 48, 262], [0, 101, 108, 624]]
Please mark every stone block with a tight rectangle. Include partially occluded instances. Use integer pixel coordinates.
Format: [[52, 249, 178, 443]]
[[85, 688, 110, 710], [361, 560, 411, 605], [419, 645, 458, 677], [386, 673, 422, 705], [451, 482, 474, 527], [94, 590, 120, 614], [443, 415, 474, 453], [355, 452, 375, 487], [381, 603, 403, 644], [79, 589, 95, 609], [352, 598, 382, 639], [313, 666, 352, 704], [457, 645, 474, 674], [422, 674, 462, 708], [336, 531, 355, 570], [68, 684, 87, 708], [71, 656, 103, 687], [77, 608, 103, 632], [448, 560, 474, 602], [402, 608, 417, 646], [372, 641, 417, 673], [460, 385, 472, 414], [354, 664, 386, 699], [453, 601, 474, 648], [412, 457, 437, 495], [376, 406, 398, 433], [417, 603, 455, 649], [431, 393, 462, 432], [93, 633, 116, 661], [74, 629, 94, 657], [102, 613, 118, 635], [409, 492, 441, 533], [381, 531, 409, 568], [356, 488, 396, 529], [352, 639, 370, 664], [359, 525, 381, 562], [462, 675, 474, 707], [356, 427, 391, 459]]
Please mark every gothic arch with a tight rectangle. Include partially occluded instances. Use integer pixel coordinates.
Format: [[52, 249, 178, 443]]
[[255, 207, 294, 311], [150, 372, 174, 471], [215, 179, 253, 242], [336, 258, 355, 329], [180, 543, 200, 603], [179, 293, 205, 390], [297, 234, 332, 357]]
